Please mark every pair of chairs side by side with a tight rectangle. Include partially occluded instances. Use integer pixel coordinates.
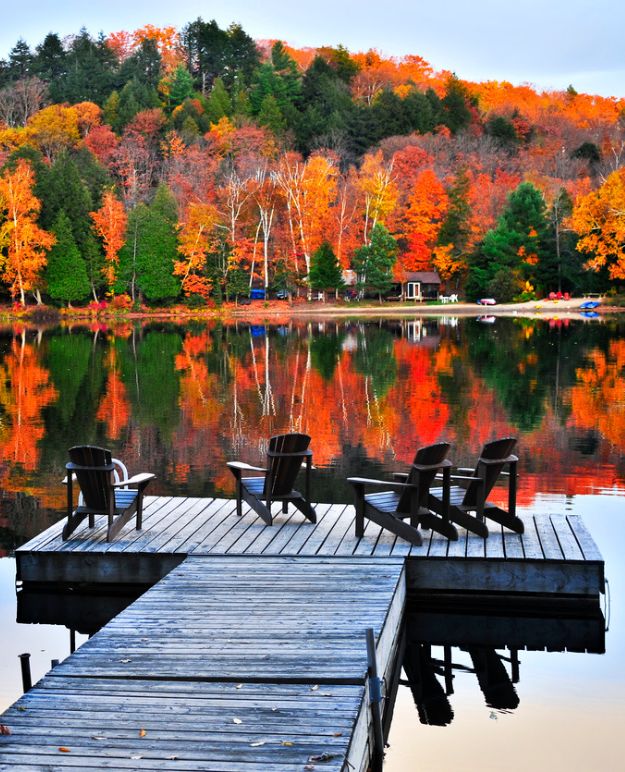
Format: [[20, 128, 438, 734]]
[[347, 437, 523, 546], [62, 434, 316, 543]]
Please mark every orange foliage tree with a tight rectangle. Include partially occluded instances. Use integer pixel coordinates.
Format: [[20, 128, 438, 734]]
[[90, 190, 128, 292], [398, 169, 448, 272], [0, 159, 55, 305], [275, 151, 338, 277], [570, 167, 625, 280]]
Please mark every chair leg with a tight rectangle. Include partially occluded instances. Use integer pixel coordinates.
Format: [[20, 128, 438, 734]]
[[292, 497, 316, 524], [235, 479, 242, 517], [282, 500, 288, 514]]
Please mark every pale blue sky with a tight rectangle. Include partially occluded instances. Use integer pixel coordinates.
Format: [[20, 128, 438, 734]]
[[2, 0, 624, 97]]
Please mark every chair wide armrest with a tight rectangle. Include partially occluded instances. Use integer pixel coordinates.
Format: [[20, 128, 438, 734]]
[[112, 472, 155, 488], [227, 461, 267, 473], [347, 476, 413, 491]]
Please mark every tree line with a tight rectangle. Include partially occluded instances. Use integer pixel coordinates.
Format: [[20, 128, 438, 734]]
[[0, 19, 624, 307]]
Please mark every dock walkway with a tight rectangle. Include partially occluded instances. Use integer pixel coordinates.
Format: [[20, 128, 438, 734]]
[[1, 496, 605, 770], [2, 554, 404, 771]]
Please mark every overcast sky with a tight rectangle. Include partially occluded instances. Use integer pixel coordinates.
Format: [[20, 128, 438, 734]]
[[2, 0, 624, 97]]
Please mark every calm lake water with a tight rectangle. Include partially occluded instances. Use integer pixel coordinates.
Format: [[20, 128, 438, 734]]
[[0, 314, 624, 770]]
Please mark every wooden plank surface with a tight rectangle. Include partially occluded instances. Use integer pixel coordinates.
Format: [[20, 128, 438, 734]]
[[51, 556, 405, 685], [0, 677, 361, 771], [17, 497, 604, 597]]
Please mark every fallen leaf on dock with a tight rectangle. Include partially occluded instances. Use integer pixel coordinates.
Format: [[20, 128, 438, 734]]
[[310, 685, 319, 691], [139, 728, 147, 737], [166, 755, 179, 760], [250, 741, 266, 747], [235, 684, 243, 689], [309, 753, 339, 762], [232, 717, 242, 724], [91, 735, 106, 741], [16, 707, 27, 712], [281, 740, 294, 746], [130, 755, 142, 760], [0, 725, 11, 735], [332, 731, 343, 737], [58, 747, 71, 753], [119, 658, 132, 663]]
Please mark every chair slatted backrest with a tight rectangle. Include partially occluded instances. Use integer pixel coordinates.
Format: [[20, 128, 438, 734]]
[[68, 445, 114, 511], [263, 433, 311, 498], [462, 437, 517, 507], [397, 442, 451, 513]]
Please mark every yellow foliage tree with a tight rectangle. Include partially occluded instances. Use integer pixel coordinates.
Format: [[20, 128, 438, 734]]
[[570, 167, 625, 280], [175, 201, 221, 298]]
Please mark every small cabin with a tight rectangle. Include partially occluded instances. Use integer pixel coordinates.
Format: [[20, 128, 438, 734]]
[[391, 271, 442, 301]]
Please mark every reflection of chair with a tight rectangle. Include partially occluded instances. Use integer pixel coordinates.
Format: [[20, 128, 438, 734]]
[[227, 433, 316, 526], [62, 445, 155, 542], [428, 437, 524, 535], [348, 442, 458, 546], [466, 648, 520, 710], [402, 644, 454, 726]]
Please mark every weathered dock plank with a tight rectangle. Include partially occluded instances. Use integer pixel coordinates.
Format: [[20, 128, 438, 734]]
[[0, 678, 361, 771]]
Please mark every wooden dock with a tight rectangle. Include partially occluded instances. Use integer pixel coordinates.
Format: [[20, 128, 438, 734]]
[[16, 496, 605, 597], [2, 555, 405, 771], [2, 496, 605, 770]]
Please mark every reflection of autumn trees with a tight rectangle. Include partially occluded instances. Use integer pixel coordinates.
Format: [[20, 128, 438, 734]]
[[0, 318, 624, 546], [567, 340, 625, 448], [0, 332, 57, 495]]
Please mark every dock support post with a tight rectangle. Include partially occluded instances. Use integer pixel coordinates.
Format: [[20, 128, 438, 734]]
[[19, 652, 32, 693], [366, 627, 385, 772]]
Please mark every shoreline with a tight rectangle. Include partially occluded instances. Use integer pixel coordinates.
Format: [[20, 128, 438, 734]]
[[1, 298, 622, 326]]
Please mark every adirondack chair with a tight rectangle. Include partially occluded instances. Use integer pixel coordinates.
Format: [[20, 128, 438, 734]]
[[428, 437, 524, 535], [62, 445, 155, 542], [347, 442, 458, 546], [227, 433, 316, 525]]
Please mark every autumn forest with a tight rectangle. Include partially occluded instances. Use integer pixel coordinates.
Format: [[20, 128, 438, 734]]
[[0, 20, 625, 309]]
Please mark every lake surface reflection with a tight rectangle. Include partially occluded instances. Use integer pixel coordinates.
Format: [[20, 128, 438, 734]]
[[0, 314, 624, 769]]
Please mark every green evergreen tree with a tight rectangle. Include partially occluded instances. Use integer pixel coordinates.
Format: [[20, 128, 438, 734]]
[[7, 39, 33, 81], [309, 242, 344, 299], [37, 151, 104, 298], [205, 77, 231, 123], [168, 65, 195, 108], [466, 182, 549, 300], [33, 33, 67, 84], [257, 94, 286, 134], [56, 28, 117, 104], [224, 23, 260, 88], [119, 38, 162, 89], [441, 75, 473, 133], [45, 211, 90, 305], [352, 224, 398, 300], [119, 184, 180, 302]]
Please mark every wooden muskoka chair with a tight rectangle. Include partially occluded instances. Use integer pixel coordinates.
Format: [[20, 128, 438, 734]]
[[227, 433, 316, 526], [348, 442, 458, 546], [62, 445, 155, 542], [428, 437, 524, 536]]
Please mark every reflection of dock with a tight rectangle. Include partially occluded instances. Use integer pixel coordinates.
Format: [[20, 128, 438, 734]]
[[2, 498, 605, 770]]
